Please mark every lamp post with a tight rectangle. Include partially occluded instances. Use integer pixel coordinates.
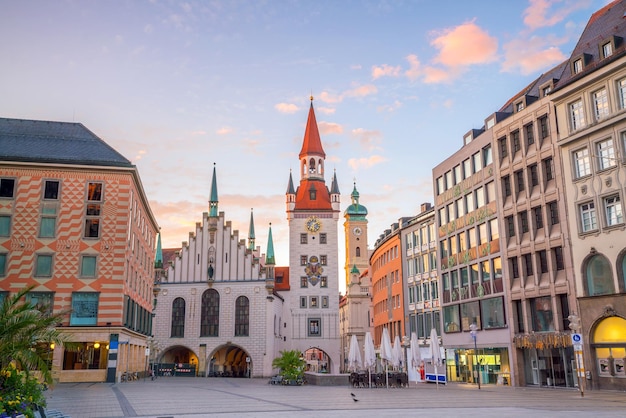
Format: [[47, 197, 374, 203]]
[[470, 323, 481, 390]]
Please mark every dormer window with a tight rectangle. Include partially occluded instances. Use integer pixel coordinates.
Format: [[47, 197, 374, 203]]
[[542, 86, 552, 97], [573, 59, 583, 74], [309, 184, 317, 200], [602, 42, 613, 58], [515, 101, 525, 112]]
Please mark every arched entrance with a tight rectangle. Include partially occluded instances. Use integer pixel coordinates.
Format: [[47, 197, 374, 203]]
[[208, 344, 251, 377], [304, 347, 331, 373], [157, 345, 198, 376]]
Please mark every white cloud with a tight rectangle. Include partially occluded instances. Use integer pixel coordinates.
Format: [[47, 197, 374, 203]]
[[275, 103, 299, 114]]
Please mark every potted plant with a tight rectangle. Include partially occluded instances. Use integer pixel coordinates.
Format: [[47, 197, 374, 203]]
[[272, 350, 305, 385]]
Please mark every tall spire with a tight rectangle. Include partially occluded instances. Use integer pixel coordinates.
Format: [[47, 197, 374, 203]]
[[154, 231, 163, 269], [248, 208, 256, 251], [266, 223, 275, 265], [209, 163, 218, 217], [331, 170, 340, 194], [298, 98, 326, 159], [286, 170, 296, 194]]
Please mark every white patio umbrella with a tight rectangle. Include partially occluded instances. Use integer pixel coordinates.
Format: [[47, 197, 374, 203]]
[[380, 327, 393, 388], [348, 334, 363, 372], [409, 332, 421, 384], [430, 328, 442, 388], [363, 331, 376, 388], [391, 335, 402, 370]]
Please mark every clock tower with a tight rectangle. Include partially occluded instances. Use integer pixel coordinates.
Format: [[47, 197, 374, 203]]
[[343, 182, 368, 287], [284, 97, 341, 374]]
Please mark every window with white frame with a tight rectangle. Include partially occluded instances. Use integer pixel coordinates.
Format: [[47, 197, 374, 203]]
[[80, 255, 97, 278], [597, 139, 616, 170], [618, 78, 626, 109], [573, 148, 591, 178], [472, 152, 482, 172], [604, 195, 623, 227], [84, 182, 103, 238], [573, 59, 583, 74], [463, 159, 472, 179], [35, 254, 53, 277], [570, 99, 586, 131], [593, 88, 609, 121], [580, 201, 597, 232], [602, 42, 613, 58]]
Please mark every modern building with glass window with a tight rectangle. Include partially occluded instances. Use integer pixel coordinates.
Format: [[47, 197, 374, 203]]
[[549, 0, 626, 391], [0, 117, 159, 383], [433, 124, 511, 386], [401, 203, 440, 366]]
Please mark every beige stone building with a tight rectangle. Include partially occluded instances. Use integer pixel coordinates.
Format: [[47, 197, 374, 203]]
[[549, 0, 626, 392]]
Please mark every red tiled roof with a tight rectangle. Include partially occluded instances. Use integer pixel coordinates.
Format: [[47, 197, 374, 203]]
[[298, 102, 326, 159], [274, 266, 290, 291], [294, 179, 332, 210]]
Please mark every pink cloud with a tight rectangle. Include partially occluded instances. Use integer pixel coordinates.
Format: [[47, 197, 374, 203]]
[[344, 84, 378, 98], [347, 155, 388, 170], [351, 128, 383, 152], [372, 64, 402, 79], [523, 0, 590, 31], [274, 102, 299, 113], [404, 54, 422, 81], [216, 127, 232, 135], [318, 122, 344, 135], [431, 21, 498, 68], [501, 37, 567, 75]]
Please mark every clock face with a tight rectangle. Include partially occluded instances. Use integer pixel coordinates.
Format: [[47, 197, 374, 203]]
[[306, 216, 321, 233], [353, 227, 362, 236]]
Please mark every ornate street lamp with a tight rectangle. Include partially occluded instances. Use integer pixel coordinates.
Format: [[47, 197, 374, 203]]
[[470, 323, 481, 390]]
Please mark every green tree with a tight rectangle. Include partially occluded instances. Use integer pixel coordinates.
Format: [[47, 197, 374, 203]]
[[0, 286, 72, 416], [272, 350, 305, 382]]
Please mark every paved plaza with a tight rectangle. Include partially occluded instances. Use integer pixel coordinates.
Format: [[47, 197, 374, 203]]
[[44, 376, 626, 418]]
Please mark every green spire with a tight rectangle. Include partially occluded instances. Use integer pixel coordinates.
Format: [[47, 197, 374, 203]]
[[209, 163, 218, 217], [266, 223, 275, 265], [154, 232, 163, 269], [350, 264, 360, 275], [248, 209, 256, 251]]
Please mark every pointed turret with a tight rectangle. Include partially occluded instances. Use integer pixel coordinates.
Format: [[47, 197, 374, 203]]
[[154, 232, 163, 269], [286, 170, 296, 212], [209, 163, 218, 217], [248, 208, 256, 252], [298, 98, 326, 182], [265, 223, 276, 295], [266, 223, 275, 266], [331, 169, 340, 211]]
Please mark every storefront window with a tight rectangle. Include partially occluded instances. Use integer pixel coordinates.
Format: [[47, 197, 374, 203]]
[[62, 342, 108, 370], [530, 296, 554, 332], [480, 297, 506, 329], [461, 301, 481, 331], [443, 305, 460, 333], [593, 316, 626, 378]]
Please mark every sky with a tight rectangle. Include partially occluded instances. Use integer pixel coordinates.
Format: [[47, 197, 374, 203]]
[[0, 0, 612, 293]]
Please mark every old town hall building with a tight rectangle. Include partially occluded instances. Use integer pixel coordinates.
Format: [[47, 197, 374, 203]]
[[151, 100, 342, 377]]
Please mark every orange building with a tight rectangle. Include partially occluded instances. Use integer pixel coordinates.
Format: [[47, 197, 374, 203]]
[[370, 222, 406, 349], [0, 118, 158, 383]]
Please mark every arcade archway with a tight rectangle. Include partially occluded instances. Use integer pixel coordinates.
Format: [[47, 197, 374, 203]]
[[304, 347, 331, 373], [156, 345, 198, 376], [208, 344, 251, 377]]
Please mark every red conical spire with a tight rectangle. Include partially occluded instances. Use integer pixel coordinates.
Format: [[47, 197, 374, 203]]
[[299, 97, 326, 159]]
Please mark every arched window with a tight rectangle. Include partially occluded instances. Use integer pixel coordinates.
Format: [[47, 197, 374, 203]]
[[200, 289, 219, 337], [171, 297, 185, 338], [585, 254, 615, 296], [356, 247, 361, 257], [618, 251, 626, 292], [309, 158, 316, 174], [317, 158, 323, 174], [235, 296, 249, 336]]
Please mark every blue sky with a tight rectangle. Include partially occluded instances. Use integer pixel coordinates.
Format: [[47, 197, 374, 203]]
[[1, 0, 611, 292]]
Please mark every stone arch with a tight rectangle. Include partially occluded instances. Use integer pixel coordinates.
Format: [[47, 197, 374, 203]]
[[207, 344, 252, 378], [303, 347, 332, 373]]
